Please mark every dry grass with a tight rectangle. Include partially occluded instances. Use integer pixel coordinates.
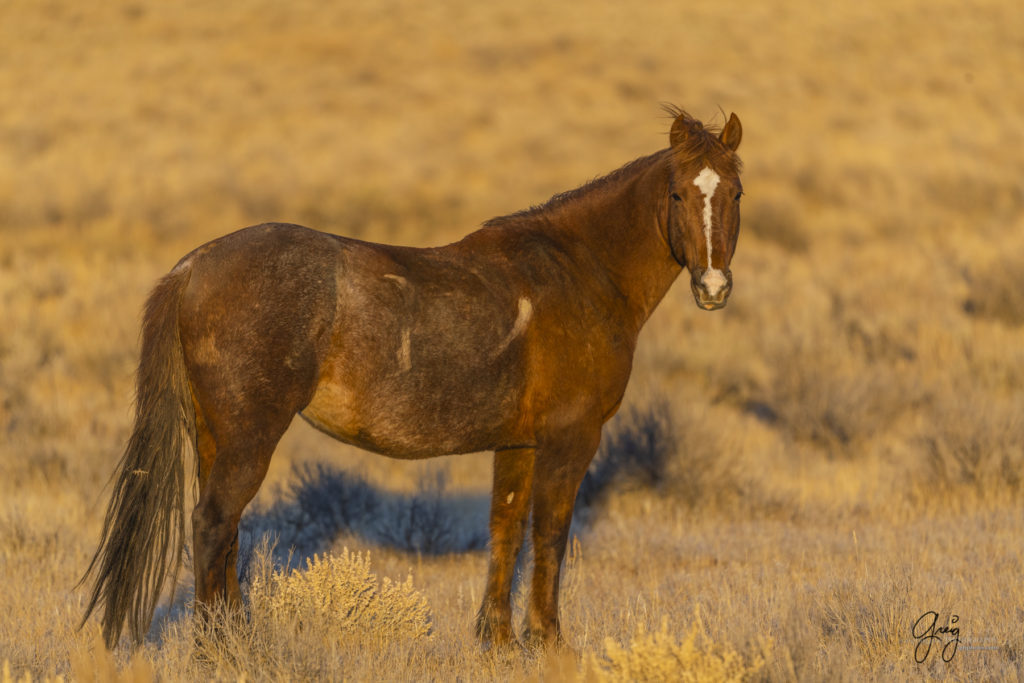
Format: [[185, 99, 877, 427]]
[[586, 610, 768, 682], [2, 0, 1023, 679]]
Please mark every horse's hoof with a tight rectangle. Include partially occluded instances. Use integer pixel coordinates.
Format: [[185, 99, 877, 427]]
[[521, 627, 577, 657]]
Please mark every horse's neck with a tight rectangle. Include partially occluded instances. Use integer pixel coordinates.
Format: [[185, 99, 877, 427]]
[[548, 152, 683, 329]]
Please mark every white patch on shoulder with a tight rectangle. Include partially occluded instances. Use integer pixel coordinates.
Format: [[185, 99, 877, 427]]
[[512, 297, 532, 336], [494, 297, 533, 357], [693, 166, 721, 271], [398, 328, 412, 372], [383, 273, 407, 286]]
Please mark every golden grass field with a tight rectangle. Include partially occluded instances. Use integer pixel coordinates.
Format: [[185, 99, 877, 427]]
[[1, 0, 1023, 679]]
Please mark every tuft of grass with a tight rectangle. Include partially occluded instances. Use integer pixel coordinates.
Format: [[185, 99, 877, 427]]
[[160, 543, 434, 681], [248, 547, 432, 644], [586, 610, 767, 682], [68, 631, 155, 683]]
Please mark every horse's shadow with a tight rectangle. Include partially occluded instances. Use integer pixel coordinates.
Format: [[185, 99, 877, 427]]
[[236, 462, 493, 577]]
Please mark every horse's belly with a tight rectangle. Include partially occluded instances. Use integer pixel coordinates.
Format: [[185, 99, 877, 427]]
[[299, 365, 525, 458]]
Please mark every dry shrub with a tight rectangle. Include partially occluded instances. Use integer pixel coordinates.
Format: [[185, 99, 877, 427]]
[[916, 392, 1024, 499], [248, 547, 432, 644], [371, 470, 485, 554], [738, 318, 923, 457], [577, 403, 675, 510], [577, 401, 756, 515], [587, 610, 767, 682], [768, 355, 899, 450], [745, 195, 809, 253], [963, 256, 1024, 327], [176, 544, 432, 679], [669, 406, 753, 511]]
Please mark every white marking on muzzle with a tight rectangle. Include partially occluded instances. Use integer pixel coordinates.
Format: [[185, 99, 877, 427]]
[[693, 166, 727, 297], [701, 268, 728, 297]]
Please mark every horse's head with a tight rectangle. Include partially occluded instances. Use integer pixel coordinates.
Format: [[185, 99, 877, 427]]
[[665, 109, 743, 310]]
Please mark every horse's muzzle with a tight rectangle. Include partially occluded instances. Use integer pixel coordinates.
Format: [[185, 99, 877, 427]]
[[691, 268, 732, 310]]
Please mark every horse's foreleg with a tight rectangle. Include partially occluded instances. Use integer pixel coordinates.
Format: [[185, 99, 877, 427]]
[[523, 429, 601, 648], [476, 447, 535, 648]]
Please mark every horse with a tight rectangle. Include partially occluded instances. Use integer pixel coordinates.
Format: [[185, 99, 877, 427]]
[[80, 107, 743, 650]]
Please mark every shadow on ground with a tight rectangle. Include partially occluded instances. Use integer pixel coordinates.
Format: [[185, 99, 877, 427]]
[[235, 401, 676, 575], [237, 464, 492, 575]]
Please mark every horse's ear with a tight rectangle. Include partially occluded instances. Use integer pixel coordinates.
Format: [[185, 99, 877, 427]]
[[669, 115, 694, 148], [720, 113, 742, 151]]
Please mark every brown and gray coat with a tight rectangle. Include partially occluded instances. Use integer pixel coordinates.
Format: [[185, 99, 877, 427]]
[[81, 109, 743, 649]]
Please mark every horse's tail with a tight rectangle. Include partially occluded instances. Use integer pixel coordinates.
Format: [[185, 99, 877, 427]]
[[79, 263, 196, 648]]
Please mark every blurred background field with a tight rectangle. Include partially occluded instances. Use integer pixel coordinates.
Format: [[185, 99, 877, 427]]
[[1, 0, 1022, 680]]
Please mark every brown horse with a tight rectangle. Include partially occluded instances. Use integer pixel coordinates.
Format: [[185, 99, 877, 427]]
[[81, 108, 743, 649]]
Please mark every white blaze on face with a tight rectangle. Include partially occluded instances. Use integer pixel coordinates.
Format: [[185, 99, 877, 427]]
[[692, 166, 727, 297]]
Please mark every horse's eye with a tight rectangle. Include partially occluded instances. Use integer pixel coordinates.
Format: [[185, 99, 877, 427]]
[[735, 191, 744, 201], [670, 193, 682, 201]]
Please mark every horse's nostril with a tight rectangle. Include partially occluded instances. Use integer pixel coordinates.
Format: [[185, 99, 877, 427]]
[[693, 277, 730, 306], [699, 269, 729, 298]]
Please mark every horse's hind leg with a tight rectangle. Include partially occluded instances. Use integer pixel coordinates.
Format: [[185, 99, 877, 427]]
[[190, 396, 295, 611], [476, 447, 535, 647]]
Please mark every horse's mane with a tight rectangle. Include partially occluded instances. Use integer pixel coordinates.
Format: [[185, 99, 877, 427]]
[[483, 151, 668, 228], [484, 106, 739, 229]]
